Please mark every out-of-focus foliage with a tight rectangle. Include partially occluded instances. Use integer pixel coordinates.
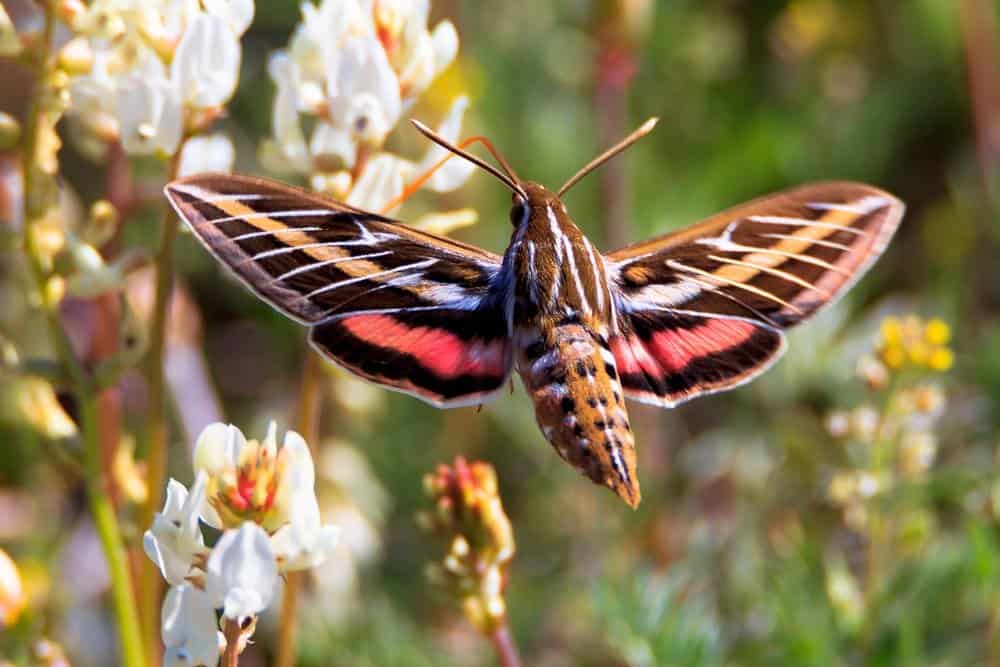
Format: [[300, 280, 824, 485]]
[[2, 1, 1000, 666]]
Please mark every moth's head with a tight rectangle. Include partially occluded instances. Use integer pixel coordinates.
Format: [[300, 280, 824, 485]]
[[509, 181, 556, 227]]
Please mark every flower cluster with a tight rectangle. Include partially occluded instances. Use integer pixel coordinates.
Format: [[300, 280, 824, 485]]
[[261, 0, 474, 213], [144, 422, 338, 665], [825, 315, 950, 530], [62, 0, 252, 171], [420, 457, 515, 634], [875, 315, 953, 373], [818, 315, 953, 628]]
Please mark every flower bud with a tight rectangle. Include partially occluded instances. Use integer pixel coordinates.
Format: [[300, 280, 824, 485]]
[[85, 199, 119, 247], [422, 457, 515, 634], [0, 6, 20, 57], [825, 410, 851, 438], [15, 378, 77, 439], [825, 557, 864, 631], [55, 0, 87, 25], [851, 405, 880, 441], [33, 639, 71, 667], [0, 548, 26, 627], [899, 431, 936, 479], [57, 37, 94, 76], [855, 354, 888, 391], [0, 112, 20, 151], [43, 276, 65, 307], [911, 384, 945, 417], [113, 437, 149, 504]]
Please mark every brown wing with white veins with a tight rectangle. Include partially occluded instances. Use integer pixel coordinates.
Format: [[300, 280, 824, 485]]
[[603, 181, 904, 407], [165, 173, 513, 408]]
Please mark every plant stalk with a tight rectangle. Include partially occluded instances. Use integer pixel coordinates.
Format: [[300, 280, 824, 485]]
[[222, 618, 243, 667], [489, 623, 522, 667], [275, 350, 324, 667], [20, 7, 144, 667], [275, 148, 371, 667], [138, 149, 184, 666]]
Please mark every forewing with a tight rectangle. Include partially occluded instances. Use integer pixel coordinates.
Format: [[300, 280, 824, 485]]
[[605, 181, 903, 407], [165, 173, 513, 407]]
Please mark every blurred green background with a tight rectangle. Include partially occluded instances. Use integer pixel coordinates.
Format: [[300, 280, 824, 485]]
[[4, 1, 1000, 666]]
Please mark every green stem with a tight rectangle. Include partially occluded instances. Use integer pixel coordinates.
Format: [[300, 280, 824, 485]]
[[861, 380, 900, 652], [82, 393, 147, 667], [274, 153, 370, 667], [276, 350, 324, 667], [20, 7, 144, 667], [138, 149, 183, 666]]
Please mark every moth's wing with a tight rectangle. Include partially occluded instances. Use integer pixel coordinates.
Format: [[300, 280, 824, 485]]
[[604, 181, 904, 407], [165, 173, 513, 408]]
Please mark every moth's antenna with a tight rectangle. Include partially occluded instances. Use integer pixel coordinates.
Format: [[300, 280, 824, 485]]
[[557, 117, 659, 197], [411, 120, 527, 200]]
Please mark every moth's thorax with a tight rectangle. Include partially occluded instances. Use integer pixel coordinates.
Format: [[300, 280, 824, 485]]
[[508, 182, 615, 327]]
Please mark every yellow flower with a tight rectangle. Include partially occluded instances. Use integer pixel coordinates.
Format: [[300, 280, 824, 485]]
[[882, 345, 906, 369], [875, 314, 953, 374], [928, 347, 953, 372], [880, 315, 903, 347], [924, 318, 951, 346]]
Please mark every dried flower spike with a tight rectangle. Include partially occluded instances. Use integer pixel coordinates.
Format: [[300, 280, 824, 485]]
[[422, 457, 515, 634]]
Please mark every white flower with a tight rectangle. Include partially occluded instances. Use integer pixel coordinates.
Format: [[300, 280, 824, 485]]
[[345, 97, 475, 212], [346, 153, 406, 212], [269, 434, 339, 571], [161, 584, 221, 667], [178, 134, 236, 177], [326, 35, 401, 145], [143, 474, 209, 586], [270, 492, 340, 572], [172, 13, 242, 109], [265, 52, 311, 173], [68, 47, 119, 129], [193, 421, 248, 481], [202, 0, 255, 36], [116, 70, 183, 156], [294, 0, 371, 79], [137, 0, 201, 46], [193, 421, 320, 532], [412, 96, 475, 192], [309, 121, 356, 171], [205, 523, 278, 619]]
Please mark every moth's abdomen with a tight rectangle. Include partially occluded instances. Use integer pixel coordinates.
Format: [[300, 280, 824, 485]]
[[516, 323, 640, 507]]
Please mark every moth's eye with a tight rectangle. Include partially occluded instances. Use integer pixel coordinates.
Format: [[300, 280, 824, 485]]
[[509, 201, 527, 227]]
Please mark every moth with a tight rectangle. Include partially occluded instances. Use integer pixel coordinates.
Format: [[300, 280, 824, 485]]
[[165, 118, 903, 508]]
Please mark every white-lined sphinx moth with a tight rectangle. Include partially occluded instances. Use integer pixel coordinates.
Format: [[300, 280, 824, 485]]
[[165, 119, 903, 508]]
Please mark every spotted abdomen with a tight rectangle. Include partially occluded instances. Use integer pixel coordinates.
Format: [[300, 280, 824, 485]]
[[516, 323, 640, 507]]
